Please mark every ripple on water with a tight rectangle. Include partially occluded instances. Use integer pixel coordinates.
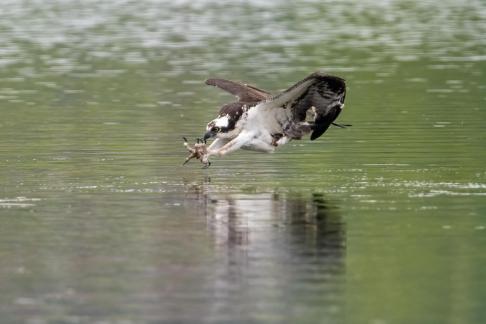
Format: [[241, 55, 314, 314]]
[[394, 181, 486, 198], [0, 197, 41, 208]]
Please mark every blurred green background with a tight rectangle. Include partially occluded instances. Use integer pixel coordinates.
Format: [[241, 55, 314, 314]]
[[0, 0, 485, 323]]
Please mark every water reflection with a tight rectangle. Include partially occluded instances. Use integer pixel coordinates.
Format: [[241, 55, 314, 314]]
[[183, 182, 346, 322]]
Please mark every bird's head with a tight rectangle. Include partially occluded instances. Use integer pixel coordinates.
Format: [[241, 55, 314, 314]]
[[203, 102, 246, 141], [204, 114, 231, 141]]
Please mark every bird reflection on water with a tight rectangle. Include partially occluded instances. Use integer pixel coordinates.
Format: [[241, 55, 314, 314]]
[[184, 179, 346, 322]]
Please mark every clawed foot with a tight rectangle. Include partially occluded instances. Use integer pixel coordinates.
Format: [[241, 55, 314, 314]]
[[201, 160, 211, 169], [200, 153, 211, 169]]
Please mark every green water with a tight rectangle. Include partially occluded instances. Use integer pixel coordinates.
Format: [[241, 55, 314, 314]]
[[1, 1, 485, 323]]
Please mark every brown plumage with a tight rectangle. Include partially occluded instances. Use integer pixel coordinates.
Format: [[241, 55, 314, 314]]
[[205, 78, 271, 102]]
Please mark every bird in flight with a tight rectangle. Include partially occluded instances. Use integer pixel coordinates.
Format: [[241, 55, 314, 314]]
[[185, 71, 347, 167]]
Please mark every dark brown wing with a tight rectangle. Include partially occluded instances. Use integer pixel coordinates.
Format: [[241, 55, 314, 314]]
[[205, 78, 271, 102], [292, 73, 346, 140], [261, 72, 346, 141]]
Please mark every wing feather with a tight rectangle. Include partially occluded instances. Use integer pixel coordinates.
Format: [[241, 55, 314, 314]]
[[260, 71, 346, 140], [205, 78, 271, 102]]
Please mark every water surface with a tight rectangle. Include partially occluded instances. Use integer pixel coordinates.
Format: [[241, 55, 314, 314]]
[[1, 0, 485, 323]]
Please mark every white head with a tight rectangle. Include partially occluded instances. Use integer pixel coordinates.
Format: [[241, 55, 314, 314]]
[[204, 114, 233, 140], [203, 102, 247, 141]]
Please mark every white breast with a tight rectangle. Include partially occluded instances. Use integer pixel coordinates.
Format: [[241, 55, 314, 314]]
[[248, 104, 291, 135]]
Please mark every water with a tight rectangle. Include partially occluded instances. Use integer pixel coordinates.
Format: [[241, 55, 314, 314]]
[[1, 0, 485, 323]]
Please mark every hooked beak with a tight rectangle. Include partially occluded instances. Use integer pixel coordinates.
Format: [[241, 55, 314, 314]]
[[203, 130, 215, 141]]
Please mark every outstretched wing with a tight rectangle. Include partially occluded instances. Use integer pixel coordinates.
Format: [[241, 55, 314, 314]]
[[205, 78, 271, 102], [262, 72, 346, 141]]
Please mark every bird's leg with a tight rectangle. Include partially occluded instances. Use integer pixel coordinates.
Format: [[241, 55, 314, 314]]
[[207, 138, 228, 153], [203, 138, 227, 158], [247, 138, 277, 153], [211, 131, 254, 157]]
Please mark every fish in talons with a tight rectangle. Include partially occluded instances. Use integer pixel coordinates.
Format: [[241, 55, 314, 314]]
[[182, 137, 211, 168]]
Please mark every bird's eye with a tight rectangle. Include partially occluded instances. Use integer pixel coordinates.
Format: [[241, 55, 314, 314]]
[[213, 127, 220, 132]]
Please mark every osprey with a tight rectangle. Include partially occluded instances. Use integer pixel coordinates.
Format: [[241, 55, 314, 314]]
[[198, 71, 346, 166]]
